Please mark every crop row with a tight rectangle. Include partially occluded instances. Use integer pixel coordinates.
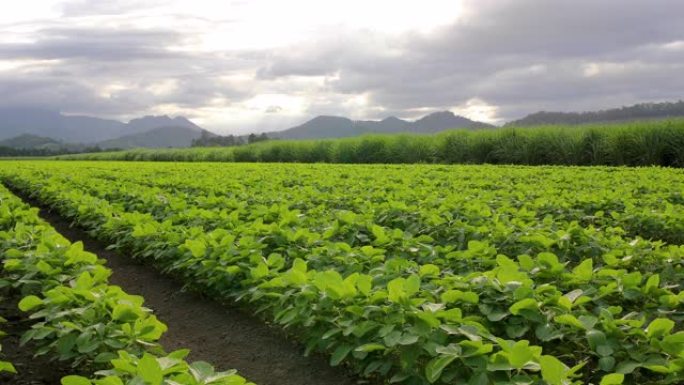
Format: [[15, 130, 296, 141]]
[[1, 161, 683, 384], [0, 183, 253, 384], [61, 163, 684, 246]]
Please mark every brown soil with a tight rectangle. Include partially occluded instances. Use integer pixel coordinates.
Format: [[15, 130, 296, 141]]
[[11, 194, 367, 385], [0, 294, 78, 384]]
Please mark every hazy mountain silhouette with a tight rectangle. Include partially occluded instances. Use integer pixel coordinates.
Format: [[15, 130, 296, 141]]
[[0, 133, 62, 149], [506, 101, 684, 126], [0, 107, 202, 142], [8, 101, 684, 151], [98, 126, 209, 149], [269, 111, 493, 139]]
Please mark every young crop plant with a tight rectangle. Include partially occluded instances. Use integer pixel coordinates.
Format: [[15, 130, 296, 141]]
[[62, 350, 250, 385]]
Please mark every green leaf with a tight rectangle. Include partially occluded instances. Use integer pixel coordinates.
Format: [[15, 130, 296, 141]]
[[599, 356, 616, 372], [509, 340, 535, 369], [441, 290, 463, 303], [330, 344, 353, 366], [250, 263, 269, 280], [371, 225, 389, 244], [535, 323, 563, 342], [660, 331, 684, 356], [112, 304, 140, 322], [509, 298, 537, 315], [356, 274, 372, 295], [643, 274, 659, 293], [572, 259, 593, 282], [467, 372, 489, 385], [419, 264, 440, 277], [435, 343, 462, 357], [184, 239, 206, 258], [292, 258, 308, 272], [461, 291, 479, 304], [554, 314, 585, 329], [57, 333, 77, 355], [188, 361, 215, 380], [94, 352, 118, 363], [586, 330, 607, 350], [646, 318, 674, 338], [138, 353, 163, 385], [398, 333, 419, 345], [597, 345, 614, 357], [540, 355, 568, 385], [0, 361, 17, 374], [383, 330, 402, 347], [425, 355, 457, 383], [599, 373, 624, 385], [615, 361, 640, 374], [61, 376, 93, 385], [405, 274, 421, 296], [18, 295, 43, 312], [354, 343, 386, 352], [387, 277, 406, 303]]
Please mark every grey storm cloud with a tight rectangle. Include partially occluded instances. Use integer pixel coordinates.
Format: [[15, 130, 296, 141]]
[[0, 0, 683, 129], [0, 28, 183, 61], [259, 0, 684, 120], [0, 25, 256, 118]]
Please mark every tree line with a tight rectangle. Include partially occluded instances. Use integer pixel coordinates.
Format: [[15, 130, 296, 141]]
[[191, 132, 269, 147]]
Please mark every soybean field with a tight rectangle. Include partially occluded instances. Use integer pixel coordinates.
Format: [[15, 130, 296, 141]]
[[0, 160, 682, 385]]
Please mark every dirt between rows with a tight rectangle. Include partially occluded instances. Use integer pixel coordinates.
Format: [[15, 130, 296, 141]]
[[5, 191, 368, 385]]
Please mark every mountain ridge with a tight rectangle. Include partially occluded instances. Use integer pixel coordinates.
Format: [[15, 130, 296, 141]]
[[98, 126, 210, 149], [0, 133, 63, 149], [0, 107, 203, 143], [4, 100, 684, 151], [267, 111, 494, 139], [506, 100, 684, 126]]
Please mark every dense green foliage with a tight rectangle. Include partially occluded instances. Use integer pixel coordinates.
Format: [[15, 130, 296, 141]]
[[0, 183, 253, 384], [56, 119, 684, 167], [192, 131, 269, 147], [0, 145, 109, 157], [2, 161, 682, 385]]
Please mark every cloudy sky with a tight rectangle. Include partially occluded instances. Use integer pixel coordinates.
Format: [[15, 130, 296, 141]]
[[1, 0, 683, 134]]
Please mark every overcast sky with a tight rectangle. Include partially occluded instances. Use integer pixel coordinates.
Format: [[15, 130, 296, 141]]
[[1, 0, 683, 134]]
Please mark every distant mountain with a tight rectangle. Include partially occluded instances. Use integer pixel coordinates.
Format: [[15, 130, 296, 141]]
[[0, 134, 62, 149], [98, 126, 207, 149], [0, 125, 206, 152], [0, 107, 203, 143], [0, 133, 96, 155], [412, 111, 493, 132], [506, 101, 684, 127], [269, 111, 493, 139], [275, 116, 368, 139]]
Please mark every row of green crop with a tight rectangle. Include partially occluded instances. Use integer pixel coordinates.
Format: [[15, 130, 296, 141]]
[[20, 164, 684, 282], [56, 119, 684, 166], [3, 162, 682, 384], [56, 162, 684, 246], [0, 184, 253, 384]]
